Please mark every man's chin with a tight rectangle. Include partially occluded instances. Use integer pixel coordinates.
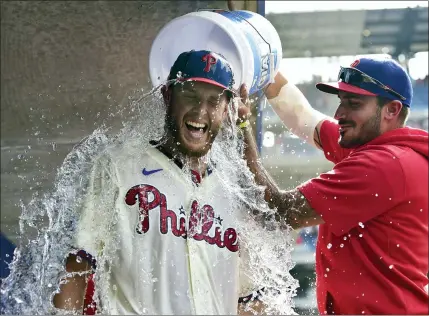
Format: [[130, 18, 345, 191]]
[[338, 137, 361, 149], [178, 140, 211, 158]]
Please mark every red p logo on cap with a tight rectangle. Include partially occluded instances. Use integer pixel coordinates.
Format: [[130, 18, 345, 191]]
[[202, 54, 217, 72]]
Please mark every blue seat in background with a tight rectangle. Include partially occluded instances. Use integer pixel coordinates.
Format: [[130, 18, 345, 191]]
[[0, 232, 16, 279]]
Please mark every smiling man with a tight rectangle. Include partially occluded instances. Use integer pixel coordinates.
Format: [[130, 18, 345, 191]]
[[52, 50, 265, 315], [238, 58, 429, 314], [161, 50, 234, 159]]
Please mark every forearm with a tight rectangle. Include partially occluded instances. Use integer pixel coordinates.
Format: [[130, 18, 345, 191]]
[[241, 125, 281, 207], [238, 300, 266, 315], [242, 125, 323, 229], [53, 274, 89, 312], [271, 189, 323, 229], [265, 71, 329, 148], [53, 254, 91, 313]]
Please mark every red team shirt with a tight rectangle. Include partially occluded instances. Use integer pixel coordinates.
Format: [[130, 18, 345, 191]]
[[298, 120, 429, 315]]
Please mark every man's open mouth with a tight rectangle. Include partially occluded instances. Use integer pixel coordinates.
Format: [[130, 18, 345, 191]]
[[185, 121, 208, 133]]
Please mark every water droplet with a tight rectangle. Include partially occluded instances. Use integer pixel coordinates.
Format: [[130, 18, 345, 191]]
[[389, 265, 394, 269], [359, 234, 363, 238], [343, 236, 347, 240], [358, 222, 364, 228], [14, 297, 23, 304], [327, 243, 332, 249], [326, 268, 330, 272], [396, 244, 400, 247], [5, 254, 9, 258], [76, 256, 82, 263], [106, 94, 112, 100], [334, 196, 337, 200], [47, 283, 52, 288], [375, 193, 378, 197], [420, 209, 423, 212], [340, 243, 344, 248]]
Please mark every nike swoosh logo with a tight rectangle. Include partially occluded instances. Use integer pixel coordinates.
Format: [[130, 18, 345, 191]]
[[142, 168, 163, 176]]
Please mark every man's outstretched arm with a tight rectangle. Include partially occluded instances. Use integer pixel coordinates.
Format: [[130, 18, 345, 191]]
[[264, 71, 331, 150], [237, 83, 323, 230], [241, 121, 323, 230]]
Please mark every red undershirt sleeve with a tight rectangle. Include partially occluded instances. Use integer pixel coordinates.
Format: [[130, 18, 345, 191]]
[[319, 119, 352, 164]]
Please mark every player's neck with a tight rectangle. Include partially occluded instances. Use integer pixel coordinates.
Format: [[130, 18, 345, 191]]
[[188, 157, 208, 177], [161, 136, 208, 177]]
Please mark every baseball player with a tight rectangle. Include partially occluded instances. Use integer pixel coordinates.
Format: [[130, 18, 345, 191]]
[[238, 58, 428, 314], [52, 50, 265, 315]]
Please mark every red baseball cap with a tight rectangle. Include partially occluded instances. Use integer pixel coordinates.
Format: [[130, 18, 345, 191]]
[[316, 81, 377, 97]]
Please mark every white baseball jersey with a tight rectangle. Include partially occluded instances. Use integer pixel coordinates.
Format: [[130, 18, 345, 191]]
[[74, 141, 256, 315]]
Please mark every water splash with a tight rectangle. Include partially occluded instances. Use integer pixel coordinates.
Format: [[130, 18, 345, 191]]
[[1, 129, 111, 314], [1, 85, 298, 315]]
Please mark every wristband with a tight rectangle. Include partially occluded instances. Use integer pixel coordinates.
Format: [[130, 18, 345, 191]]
[[238, 120, 250, 129]]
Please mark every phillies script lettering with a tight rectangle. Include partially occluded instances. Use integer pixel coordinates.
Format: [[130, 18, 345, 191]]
[[125, 184, 239, 252]]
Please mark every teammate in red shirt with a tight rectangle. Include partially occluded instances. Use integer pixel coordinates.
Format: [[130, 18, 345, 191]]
[[238, 57, 428, 314]]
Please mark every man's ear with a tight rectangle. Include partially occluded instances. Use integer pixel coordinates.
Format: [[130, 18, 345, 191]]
[[161, 85, 172, 105], [223, 101, 229, 118], [222, 92, 234, 118], [384, 100, 402, 120]]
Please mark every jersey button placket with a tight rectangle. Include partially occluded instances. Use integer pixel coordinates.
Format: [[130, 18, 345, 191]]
[[185, 187, 198, 313]]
